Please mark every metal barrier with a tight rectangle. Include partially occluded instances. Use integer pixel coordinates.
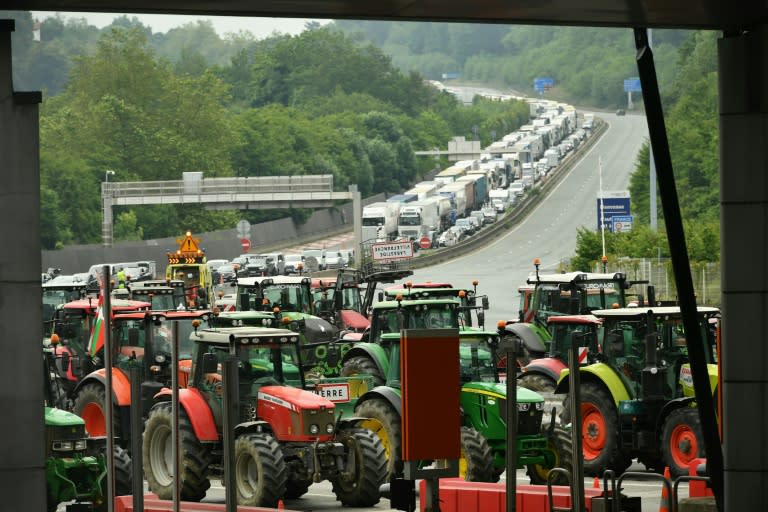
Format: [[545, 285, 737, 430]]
[[546, 467, 574, 512], [614, 471, 673, 512]]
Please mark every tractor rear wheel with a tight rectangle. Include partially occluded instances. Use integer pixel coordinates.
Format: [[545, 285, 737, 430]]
[[459, 427, 497, 482], [73, 383, 120, 441], [518, 373, 556, 393], [662, 407, 705, 478], [331, 427, 387, 507], [143, 404, 211, 501], [340, 356, 385, 386], [577, 383, 629, 476], [234, 433, 287, 507], [356, 398, 401, 480], [526, 426, 573, 485]]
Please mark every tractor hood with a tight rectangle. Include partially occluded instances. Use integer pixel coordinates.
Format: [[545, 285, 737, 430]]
[[339, 309, 370, 330], [282, 314, 340, 343], [257, 385, 335, 410], [45, 406, 86, 427], [461, 382, 544, 404]]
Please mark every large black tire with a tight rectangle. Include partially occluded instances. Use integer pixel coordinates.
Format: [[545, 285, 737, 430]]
[[518, 373, 556, 393], [661, 407, 706, 478], [331, 427, 387, 507], [459, 426, 497, 482], [526, 426, 573, 485], [143, 404, 212, 501], [356, 398, 402, 480], [574, 382, 630, 476], [234, 433, 287, 507], [73, 383, 121, 441], [113, 445, 133, 496], [340, 355, 385, 387]]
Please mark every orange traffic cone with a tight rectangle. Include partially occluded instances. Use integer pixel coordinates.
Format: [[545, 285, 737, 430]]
[[277, 499, 285, 510], [593, 475, 600, 490], [659, 467, 671, 512]]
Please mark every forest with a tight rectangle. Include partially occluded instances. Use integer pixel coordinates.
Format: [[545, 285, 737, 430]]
[[4, 11, 720, 264]]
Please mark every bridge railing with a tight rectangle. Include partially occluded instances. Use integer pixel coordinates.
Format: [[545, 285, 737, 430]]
[[105, 174, 334, 197]]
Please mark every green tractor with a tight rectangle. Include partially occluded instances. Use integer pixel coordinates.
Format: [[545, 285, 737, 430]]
[[555, 306, 720, 477], [339, 297, 572, 483], [43, 348, 131, 512]]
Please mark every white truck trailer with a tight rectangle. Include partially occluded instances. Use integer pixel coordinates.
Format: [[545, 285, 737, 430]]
[[362, 201, 401, 242]]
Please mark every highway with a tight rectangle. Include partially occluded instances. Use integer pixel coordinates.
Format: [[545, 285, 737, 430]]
[[409, 111, 649, 325]]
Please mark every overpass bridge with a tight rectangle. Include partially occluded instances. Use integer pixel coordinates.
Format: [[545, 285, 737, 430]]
[[101, 173, 362, 248]]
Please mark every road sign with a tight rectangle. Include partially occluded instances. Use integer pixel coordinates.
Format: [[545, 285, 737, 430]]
[[371, 241, 414, 261], [419, 236, 432, 250], [596, 191, 631, 230], [623, 77, 641, 92], [240, 238, 251, 253], [236, 219, 251, 238], [611, 215, 634, 233], [534, 77, 555, 93]]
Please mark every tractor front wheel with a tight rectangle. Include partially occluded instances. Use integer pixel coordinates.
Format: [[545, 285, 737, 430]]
[[73, 383, 120, 441], [356, 398, 401, 480], [340, 356, 385, 387], [143, 404, 211, 502], [459, 426, 497, 482], [234, 433, 287, 507], [577, 383, 629, 476], [331, 427, 387, 507], [662, 407, 705, 478], [526, 426, 573, 485]]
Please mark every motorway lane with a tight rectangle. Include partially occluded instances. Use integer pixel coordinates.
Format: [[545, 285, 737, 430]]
[[409, 112, 649, 325]]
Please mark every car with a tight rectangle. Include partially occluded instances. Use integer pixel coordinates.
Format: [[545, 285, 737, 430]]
[[283, 254, 305, 275], [616, 109, 626, 116], [302, 248, 327, 271], [212, 263, 237, 283], [324, 250, 345, 269], [454, 218, 475, 236], [206, 259, 229, 272]]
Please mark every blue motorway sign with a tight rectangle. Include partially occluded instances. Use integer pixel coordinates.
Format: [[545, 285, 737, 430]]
[[596, 194, 631, 230], [624, 77, 641, 92], [534, 77, 555, 93]]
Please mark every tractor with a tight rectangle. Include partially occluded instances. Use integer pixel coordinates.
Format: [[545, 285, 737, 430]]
[[554, 306, 720, 477], [339, 296, 572, 484], [43, 347, 131, 512], [499, 269, 635, 367], [142, 326, 387, 508], [71, 309, 213, 447], [127, 279, 187, 311]]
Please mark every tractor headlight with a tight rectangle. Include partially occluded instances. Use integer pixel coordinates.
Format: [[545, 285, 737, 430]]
[[309, 424, 320, 435], [535, 402, 544, 411], [518, 403, 530, 412], [155, 354, 167, 364], [74, 439, 88, 451], [52, 441, 74, 452], [326, 424, 335, 434]]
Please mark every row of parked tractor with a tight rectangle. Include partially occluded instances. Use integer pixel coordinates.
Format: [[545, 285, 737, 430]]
[[40, 240, 718, 510]]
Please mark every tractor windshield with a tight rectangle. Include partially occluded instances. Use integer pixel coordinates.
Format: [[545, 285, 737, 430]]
[[459, 335, 496, 383], [262, 284, 313, 313]]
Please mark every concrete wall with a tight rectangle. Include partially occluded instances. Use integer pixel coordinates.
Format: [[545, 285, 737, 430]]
[[43, 192, 386, 274]]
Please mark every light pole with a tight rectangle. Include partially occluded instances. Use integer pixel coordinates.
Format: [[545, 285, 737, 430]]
[[105, 169, 115, 182]]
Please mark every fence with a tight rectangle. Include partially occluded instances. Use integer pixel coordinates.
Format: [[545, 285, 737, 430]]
[[589, 258, 722, 307]]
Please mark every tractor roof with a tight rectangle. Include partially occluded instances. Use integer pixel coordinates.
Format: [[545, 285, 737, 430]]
[[114, 310, 213, 321], [528, 271, 626, 285], [191, 327, 300, 346], [237, 275, 311, 287], [372, 298, 459, 310], [547, 314, 603, 325], [63, 298, 151, 312], [592, 306, 720, 318]]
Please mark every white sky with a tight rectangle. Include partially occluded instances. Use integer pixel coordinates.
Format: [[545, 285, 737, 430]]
[[31, 12, 329, 38]]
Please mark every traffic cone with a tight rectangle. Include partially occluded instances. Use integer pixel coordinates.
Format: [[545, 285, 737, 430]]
[[277, 499, 285, 510], [659, 467, 671, 512], [593, 475, 600, 490]]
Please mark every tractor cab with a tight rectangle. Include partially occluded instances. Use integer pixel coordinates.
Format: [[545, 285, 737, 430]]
[[236, 275, 314, 314], [129, 279, 186, 310], [382, 279, 489, 328]]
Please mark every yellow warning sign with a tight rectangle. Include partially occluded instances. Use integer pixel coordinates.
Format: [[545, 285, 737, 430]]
[[177, 232, 200, 253], [168, 232, 205, 263]]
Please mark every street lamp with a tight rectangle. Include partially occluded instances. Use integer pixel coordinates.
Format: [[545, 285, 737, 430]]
[[105, 170, 115, 182]]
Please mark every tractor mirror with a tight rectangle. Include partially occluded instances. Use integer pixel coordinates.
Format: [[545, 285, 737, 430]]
[[482, 296, 489, 310], [60, 351, 70, 372], [201, 353, 218, 374]]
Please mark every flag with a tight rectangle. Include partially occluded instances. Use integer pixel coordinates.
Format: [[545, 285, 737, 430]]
[[88, 295, 106, 356]]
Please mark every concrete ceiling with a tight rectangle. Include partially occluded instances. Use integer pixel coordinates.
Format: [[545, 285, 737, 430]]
[[4, 1, 765, 31]]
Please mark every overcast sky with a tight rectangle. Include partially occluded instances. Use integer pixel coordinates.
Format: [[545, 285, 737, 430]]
[[31, 12, 329, 38]]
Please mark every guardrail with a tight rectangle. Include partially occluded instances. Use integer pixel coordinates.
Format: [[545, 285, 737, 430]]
[[410, 118, 609, 269]]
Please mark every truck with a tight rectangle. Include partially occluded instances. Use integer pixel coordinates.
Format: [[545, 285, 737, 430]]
[[434, 164, 469, 186], [405, 182, 438, 201], [439, 180, 469, 217], [489, 189, 511, 212], [430, 194, 454, 231], [457, 173, 487, 209], [397, 199, 441, 241], [362, 201, 401, 242], [544, 148, 560, 168], [386, 193, 418, 205]]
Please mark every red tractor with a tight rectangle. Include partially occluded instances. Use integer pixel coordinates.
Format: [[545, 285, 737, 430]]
[[142, 326, 387, 508], [71, 309, 213, 447]]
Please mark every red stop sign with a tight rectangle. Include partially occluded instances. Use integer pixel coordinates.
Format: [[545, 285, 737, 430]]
[[240, 238, 251, 252], [419, 236, 432, 249]]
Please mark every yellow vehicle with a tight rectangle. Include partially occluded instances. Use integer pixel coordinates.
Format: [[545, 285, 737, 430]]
[[165, 232, 213, 309]]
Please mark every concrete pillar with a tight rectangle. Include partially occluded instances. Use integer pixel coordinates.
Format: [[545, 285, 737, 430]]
[[102, 182, 113, 247], [350, 184, 362, 255], [719, 26, 768, 511], [0, 19, 45, 510]]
